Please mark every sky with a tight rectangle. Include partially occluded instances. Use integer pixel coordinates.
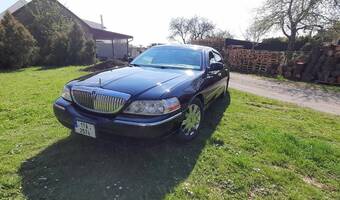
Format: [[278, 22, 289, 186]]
[[0, 0, 267, 46]]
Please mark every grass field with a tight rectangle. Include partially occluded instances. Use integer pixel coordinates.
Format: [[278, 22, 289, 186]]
[[0, 66, 339, 200]]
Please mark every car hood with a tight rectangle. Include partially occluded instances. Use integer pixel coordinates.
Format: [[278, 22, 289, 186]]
[[72, 66, 203, 98]]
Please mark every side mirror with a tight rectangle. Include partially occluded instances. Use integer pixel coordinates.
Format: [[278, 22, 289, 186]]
[[128, 57, 134, 63], [208, 62, 224, 71]]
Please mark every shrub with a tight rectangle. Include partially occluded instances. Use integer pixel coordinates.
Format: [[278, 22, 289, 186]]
[[82, 40, 96, 65], [262, 36, 313, 51], [48, 32, 69, 66], [68, 23, 85, 64], [46, 24, 95, 66], [1, 0, 96, 67], [0, 12, 37, 70], [20, 0, 73, 65], [22, 0, 96, 66]]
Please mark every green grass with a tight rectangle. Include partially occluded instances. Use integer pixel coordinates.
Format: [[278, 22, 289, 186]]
[[0, 66, 339, 200]]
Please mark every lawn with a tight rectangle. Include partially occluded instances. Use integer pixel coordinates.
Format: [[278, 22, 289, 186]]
[[0, 66, 339, 200]]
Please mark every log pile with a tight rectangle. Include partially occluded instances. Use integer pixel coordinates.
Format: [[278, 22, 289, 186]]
[[284, 44, 340, 84], [225, 43, 340, 85], [225, 46, 285, 76]]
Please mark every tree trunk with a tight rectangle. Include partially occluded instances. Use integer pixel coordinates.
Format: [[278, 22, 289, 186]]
[[287, 34, 296, 52], [182, 37, 186, 44], [286, 29, 297, 61]]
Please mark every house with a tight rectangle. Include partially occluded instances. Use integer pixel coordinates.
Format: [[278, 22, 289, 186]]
[[0, 0, 133, 60]]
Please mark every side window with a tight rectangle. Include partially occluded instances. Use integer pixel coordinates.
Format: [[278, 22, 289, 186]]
[[209, 52, 216, 64], [213, 52, 223, 63]]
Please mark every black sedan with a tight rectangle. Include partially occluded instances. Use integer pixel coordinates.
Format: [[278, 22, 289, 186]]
[[53, 45, 230, 141]]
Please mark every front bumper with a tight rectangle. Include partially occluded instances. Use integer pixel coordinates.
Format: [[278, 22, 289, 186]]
[[53, 98, 183, 138]]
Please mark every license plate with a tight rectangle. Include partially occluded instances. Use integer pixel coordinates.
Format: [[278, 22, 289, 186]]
[[74, 121, 96, 138]]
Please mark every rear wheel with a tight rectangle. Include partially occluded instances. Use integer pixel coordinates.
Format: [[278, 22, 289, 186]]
[[176, 99, 203, 142]]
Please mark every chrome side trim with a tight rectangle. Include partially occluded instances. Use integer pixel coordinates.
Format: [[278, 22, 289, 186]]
[[54, 103, 66, 111], [114, 112, 183, 127]]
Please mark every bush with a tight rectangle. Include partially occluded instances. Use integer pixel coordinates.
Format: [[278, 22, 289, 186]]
[[21, 0, 73, 65], [262, 36, 313, 51], [0, 12, 37, 69], [68, 23, 85, 64], [48, 32, 69, 66], [19, 0, 96, 66], [82, 40, 96, 65], [46, 24, 95, 66], [0, 1, 96, 68]]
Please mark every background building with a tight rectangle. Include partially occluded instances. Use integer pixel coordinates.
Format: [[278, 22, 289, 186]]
[[0, 0, 133, 60]]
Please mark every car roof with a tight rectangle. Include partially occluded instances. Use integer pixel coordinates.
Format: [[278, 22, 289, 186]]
[[152, 44, 216, 52]]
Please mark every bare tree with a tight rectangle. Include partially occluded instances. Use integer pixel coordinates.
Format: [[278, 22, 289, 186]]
[[188, 16, 215, 41], [169, 17, 190, 44], [169, 16, 216, 43], [243, 22, 268, 49], [252, 0, 340, 51], [210, 29, 234, 39]]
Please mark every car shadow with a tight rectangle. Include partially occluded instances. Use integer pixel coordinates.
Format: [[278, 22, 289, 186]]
[[19, 93, 231, 200], [0, 68, 25, 73]]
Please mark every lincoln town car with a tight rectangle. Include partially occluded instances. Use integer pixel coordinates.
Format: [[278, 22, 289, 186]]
[[53, 45, 230, 142]]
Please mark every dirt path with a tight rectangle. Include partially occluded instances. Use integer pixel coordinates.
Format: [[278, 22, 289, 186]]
[[229, 72, 340, 116]]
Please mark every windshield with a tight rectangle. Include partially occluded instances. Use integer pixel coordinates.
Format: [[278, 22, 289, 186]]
[[131, 47, 202, 70]]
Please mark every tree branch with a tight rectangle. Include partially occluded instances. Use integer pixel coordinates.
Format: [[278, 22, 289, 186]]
[[280, 19, 290, 37]]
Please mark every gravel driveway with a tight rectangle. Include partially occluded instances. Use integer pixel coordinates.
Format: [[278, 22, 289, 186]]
[[229, 72, 340, 116]]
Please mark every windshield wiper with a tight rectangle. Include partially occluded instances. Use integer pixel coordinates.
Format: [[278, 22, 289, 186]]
[[129, 63, 141, 67], [152, 64, 196, 70]]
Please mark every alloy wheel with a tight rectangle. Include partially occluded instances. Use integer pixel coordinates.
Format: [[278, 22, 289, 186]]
[[180, 104, 202, 136]]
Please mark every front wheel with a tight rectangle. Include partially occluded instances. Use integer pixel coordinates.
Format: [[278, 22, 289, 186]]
[[176, 99, 203, 142]]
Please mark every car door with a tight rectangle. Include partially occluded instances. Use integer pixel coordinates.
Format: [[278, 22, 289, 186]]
[[203, 51, 223, 102], [211, 51, 228, 97]]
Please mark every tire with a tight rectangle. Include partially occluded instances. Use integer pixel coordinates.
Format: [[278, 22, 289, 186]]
[[176, 98, 203, 142]]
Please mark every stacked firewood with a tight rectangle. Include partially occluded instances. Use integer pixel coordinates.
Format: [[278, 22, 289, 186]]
[[284, 44, 340, 84], [225, 46, 284, 75], [225, 43, 340, 85]]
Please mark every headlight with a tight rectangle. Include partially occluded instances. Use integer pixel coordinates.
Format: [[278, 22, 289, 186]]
[[61, 86, 72, 101], [124, 97, 181, 116]]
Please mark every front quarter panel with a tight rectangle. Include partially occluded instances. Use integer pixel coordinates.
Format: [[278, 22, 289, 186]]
[[163, 74, 205, 110]]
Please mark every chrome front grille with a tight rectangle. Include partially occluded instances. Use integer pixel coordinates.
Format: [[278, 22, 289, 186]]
[[71, 86, 130, 114]]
